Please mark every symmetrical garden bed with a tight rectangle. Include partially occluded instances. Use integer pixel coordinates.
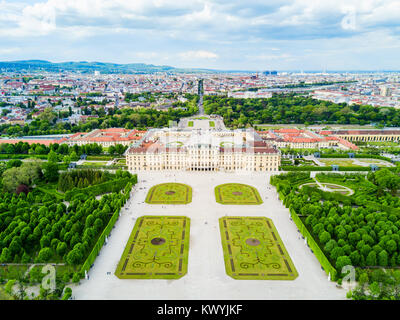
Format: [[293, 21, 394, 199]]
[[145, 183, 192, 204], [300, 181, 354, 196], [215, 183, 263, 205], [115, 216, 190, 279], [219, 216, 298, 280]]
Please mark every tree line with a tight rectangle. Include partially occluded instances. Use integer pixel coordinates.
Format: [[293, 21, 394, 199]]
[[203, 94, 400, 128], [272, 170, 400, 274]]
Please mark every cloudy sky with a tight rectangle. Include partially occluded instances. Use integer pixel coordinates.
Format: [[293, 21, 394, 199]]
[[0, 0, 399, 70]]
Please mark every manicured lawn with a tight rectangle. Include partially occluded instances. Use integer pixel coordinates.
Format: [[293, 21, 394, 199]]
[[319, 158, 392, 168], [357, 159, 392, 166], [81, 161, 108, 166], [115, 216, 190, 279], [220, 141, 234, 147], [209, 121, 215, 127], [166, 141, 184, 147], [300, 181, 354, 196], [145, 183, 192, 204], [215, 183, 263, 205], [219, 216, 298, 280], [188, 121, 194, 127], [319, 159, 357, 167]]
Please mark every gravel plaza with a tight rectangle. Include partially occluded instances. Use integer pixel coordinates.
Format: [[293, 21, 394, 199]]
[[72, 171, 345, 300]]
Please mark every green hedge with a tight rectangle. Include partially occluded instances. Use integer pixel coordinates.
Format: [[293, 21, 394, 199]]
[[0, 154, 48, 160], [64, 176, 136, 201], [280, 165, 387, 172], [80, 184, 133, 276], [289, 208, 337, 281], [76, 165, 127, 170], [85, 155, 114, 161], [280, 166, 333, 171], [277, 190, 337, 281], [320, 153, 392, 162]]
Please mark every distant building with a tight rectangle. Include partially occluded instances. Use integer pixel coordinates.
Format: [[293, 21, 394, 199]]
[[380, 86, 391, 97], [262, 71, 278, 76], [64, 128, 146, 147], [318, 129, 400, 143], [258, 128, 358, 150]]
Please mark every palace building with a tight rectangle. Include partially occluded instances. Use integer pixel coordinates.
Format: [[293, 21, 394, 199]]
[[126, 119, 280, 172], [257, 128, 359, 150], [318, 129, 400, 143]]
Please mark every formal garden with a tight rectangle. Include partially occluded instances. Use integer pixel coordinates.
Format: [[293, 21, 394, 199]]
[[145, 183, 192, 204], [219, 216, 298, 280], [317, 158, 393, 168], [220, 141, 235, 148], [300, 181, 354, 196], [166, 141, 184, 148], [0, 157, 137, 299], [215, 183, 263, 205], [115, 216, 190, 279], [271, 169, 400, 299]]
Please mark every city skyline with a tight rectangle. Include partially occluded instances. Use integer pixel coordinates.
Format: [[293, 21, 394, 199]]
[[0, 0, 399, 71]]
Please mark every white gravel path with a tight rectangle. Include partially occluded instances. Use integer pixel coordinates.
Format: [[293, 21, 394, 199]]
[[72, 171, 345, 300]]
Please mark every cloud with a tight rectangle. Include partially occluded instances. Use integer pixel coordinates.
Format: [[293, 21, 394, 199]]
[[179, 50, 219, 60], [0, 0, 399, 69]]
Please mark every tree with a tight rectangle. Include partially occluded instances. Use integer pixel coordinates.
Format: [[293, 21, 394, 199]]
[[38, 107, 56, 123], [6, 159, 22, 169], [114, 144, 126, 155], [16, 184, 29, 195], [336, 256, 352, 273], [366, 251, 377, 266], [66, 249, 82, 265], [349, 250, 361, 266], [319, 231, 331, 244], [2, 167, 28, 192], [70, 151, 79, 161], [108, 145, 116, 155], [42, 162, 59, 182], [47, 151, 58, 163], [56, 242, 67, 257], [63, 155, 71, 166], [37, 247, 52, 262], [386, 240, 397, 254], [330, 246, 344, 261], [378, 250, 389, 267]]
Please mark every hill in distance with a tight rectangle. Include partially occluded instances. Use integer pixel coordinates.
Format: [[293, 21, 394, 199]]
[[0, 60, 252, 74]]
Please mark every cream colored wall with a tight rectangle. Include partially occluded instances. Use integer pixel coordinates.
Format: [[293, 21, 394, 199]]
[[127, 151, 280, 172], [338, 134, 400, 142]]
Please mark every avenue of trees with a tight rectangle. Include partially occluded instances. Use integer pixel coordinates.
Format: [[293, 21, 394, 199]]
[[0, 168, 136, 268], [272, 170, 400, 274], [0, 190, 128, 266], [57, 169, 112, 192], [203, 94, 400, 128], [0, 141, 128, 160]]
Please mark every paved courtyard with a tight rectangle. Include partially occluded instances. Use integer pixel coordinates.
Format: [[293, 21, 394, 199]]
[[72, 171, 345, 300]]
